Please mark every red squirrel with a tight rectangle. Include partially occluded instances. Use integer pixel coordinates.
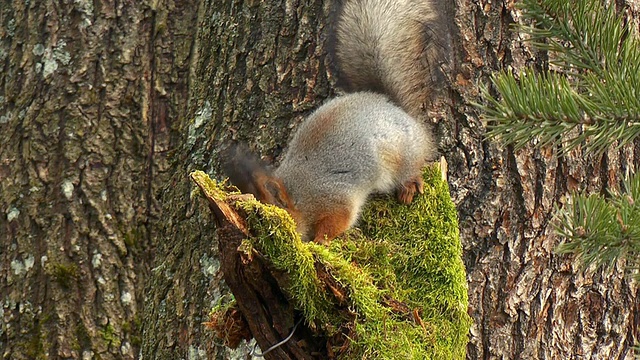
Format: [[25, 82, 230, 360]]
[[224, 0, 446, 244]]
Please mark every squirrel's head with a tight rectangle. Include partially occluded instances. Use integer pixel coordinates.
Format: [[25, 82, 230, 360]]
[[254, 173, 294, 210], [254, 174, 309, 239]]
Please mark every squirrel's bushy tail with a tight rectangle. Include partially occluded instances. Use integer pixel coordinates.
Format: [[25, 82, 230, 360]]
[[333, 0, 450, 118]]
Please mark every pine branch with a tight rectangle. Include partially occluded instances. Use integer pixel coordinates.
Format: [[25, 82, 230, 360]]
[[555, 172, 640, 278], [518, 0, 630, 76], [478, 0, 640, 154]]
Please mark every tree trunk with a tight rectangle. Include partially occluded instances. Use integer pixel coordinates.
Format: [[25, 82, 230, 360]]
[[453, 0, 640, 358], [0, 0, 192, 358], [2, 0, 639, 359], [140, 1, 335, 358]]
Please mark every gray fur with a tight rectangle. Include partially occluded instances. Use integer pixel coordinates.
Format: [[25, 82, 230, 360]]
[[275, 92, 433, 233], [269, 0, 445, 240], [334, 0, 447, 117]]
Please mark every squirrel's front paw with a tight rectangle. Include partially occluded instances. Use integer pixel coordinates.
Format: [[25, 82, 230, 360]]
[[396, 176, 424, 204]]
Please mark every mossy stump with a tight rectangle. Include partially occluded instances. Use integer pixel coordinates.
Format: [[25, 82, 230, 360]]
[[191, 165, 471, 360]]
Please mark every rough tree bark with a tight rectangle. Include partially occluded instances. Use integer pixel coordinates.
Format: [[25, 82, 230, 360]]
[[141, 1, 335, 358], [2, 0, 639, 359], [143, 0, 639, 358], [0, 0, 193, 358], [454, 0, 640, 358]]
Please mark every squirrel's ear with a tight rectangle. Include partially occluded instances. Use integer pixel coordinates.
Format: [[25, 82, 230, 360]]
[[220, 142, 294, 210], [221, 143, 269, 194], [263, 178, 294, 210]]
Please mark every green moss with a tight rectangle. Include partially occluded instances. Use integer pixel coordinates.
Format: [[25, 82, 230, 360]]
[[354, 165, 471, 359], [100, 324, 121, 348], [123, 231, 136, 247], [209, 294, 237, 315], [122, 316, 142, 347], [18, 313, 53, 360], [237, 199, 337, 326], [47, 262, 79, 289], [23, 326, 46, 360], [193, 165, 471, 359], [75, 321, 91, 351], [191, 170, 237, 202]]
